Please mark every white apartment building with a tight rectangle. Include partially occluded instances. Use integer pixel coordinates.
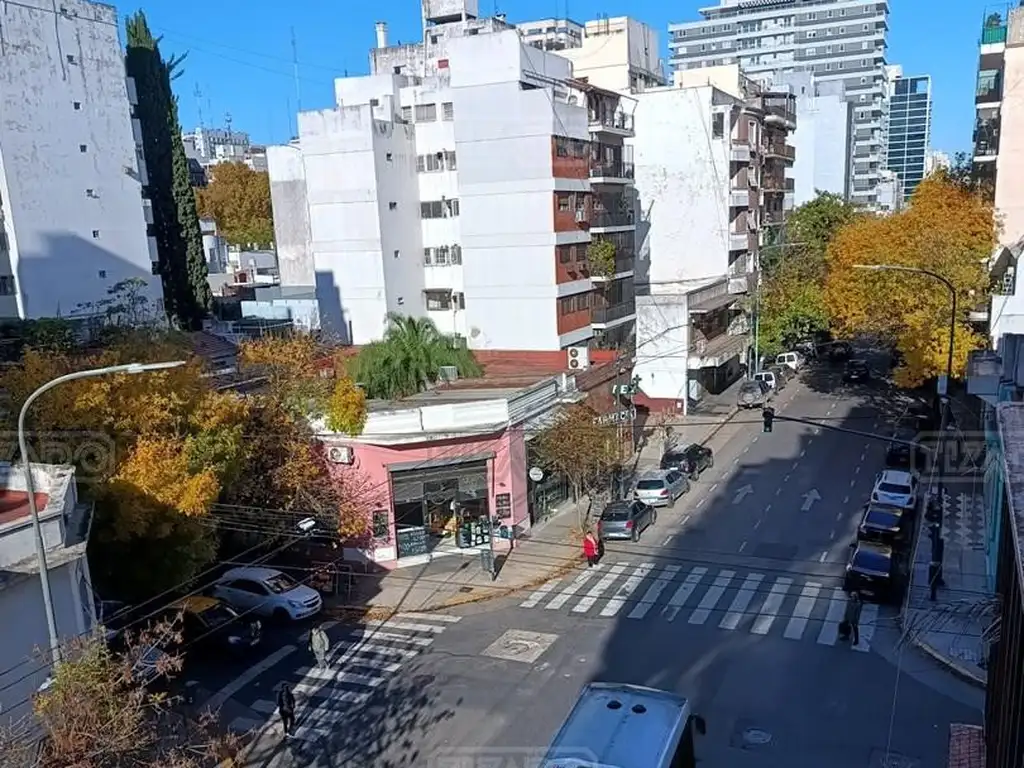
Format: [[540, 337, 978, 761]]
[[542, 16, 667, 93], [516, 17, 584, 51], [774, 71, 852, 205], [0, 0, 160, 320], [631, 65, 795, 407], [668, 0, 890, 209], [267, 0, 637, 351]]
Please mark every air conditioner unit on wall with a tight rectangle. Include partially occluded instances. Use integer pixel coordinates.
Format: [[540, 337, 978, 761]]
[[327, 445, 354, 465], [575, 210, 587, 223], [567, 346, 590, 370]]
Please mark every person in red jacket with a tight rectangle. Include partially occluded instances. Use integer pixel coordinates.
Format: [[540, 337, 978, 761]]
[[583, 531, 599, 567]]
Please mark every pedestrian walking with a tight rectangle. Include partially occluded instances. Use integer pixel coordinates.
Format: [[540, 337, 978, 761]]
[[843, 590, 864, 646], [276, 683, 296, 736], [309, 624, 330, 668], [583, 531, 599, 568]]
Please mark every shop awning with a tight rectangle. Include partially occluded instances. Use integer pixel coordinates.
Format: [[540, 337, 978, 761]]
[[388, 452, 495, 473], [689, 294, 739, 314]]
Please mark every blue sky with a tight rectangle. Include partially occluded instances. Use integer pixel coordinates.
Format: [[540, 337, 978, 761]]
[[126, 0, 997, 154]]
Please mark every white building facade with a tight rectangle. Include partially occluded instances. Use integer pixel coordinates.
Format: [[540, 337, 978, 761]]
[[668, 0, 890, 210], [267, 1, 637, 352], [631, 65, 795, 406], [548, 16, 667, 93], [0, 0, 160, 320]]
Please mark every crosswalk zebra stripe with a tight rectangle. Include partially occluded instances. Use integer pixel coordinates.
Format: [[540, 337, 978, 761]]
[[380, 621, 449, 634], [628, 564, 681, 620], [546, 569, 597, 610], [816, 588, 847, 646], [520, 579, 558, 608], [574, 563, 628, 613], [600, 563, 656, 617], [342, 630, 435, 647], [688, 570, 735, 625], [395, 612, 462, 623], [719, 573, 764, 630], [751, 577, 793, 635], [783, 582, 822, 639], [852, 603, 879, 653], [662, 567, 708, 622]]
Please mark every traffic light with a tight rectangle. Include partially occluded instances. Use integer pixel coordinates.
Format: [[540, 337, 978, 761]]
[[762, 407, 775, 433]]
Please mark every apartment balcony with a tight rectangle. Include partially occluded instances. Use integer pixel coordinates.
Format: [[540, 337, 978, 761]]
[[730, 145, 751, 163], [763, 141, 795, 163], [729, 231, 756, 252], [591, 257, 635, 281], [758, 96, 796, 129], [592, 299, 636, 326], [590, 210, 636, 230], [588, 111, 635, 138], [591, 161, 635, 183], [763, 209, 785, 226], [729, 190, 751, 208], [688, 332, 748, 370]]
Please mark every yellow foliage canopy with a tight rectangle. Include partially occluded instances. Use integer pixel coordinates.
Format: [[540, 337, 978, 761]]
[[326, 378, 368, 436], [194, 161, 274, 248], [824, 176, 995, 386]]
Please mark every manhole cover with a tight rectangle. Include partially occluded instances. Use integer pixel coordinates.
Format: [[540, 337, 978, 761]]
[[743, 728, 772, 746]]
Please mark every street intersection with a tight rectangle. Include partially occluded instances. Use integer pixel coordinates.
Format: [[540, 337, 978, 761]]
[[210, 361, 984, 768]]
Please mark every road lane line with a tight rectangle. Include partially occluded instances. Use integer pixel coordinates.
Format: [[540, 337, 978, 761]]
[[776, 488, 782, 496], [600, 563, 655, 617], [816, 588, 847, 646], [710, 483, 719, 493], [854, 466, 861, 474], [688, 570, 735, 624], [738, 541, 747, 553], [573, 563, 627, 613], [784, 582, 822, 639], [791, 462, 799, 471], [207, 645, 297, 711], [836, 511, 843, 521], [853, 603, 879, 653], [860, 451, 867, 462], [753, 519, 761, 530], [783, 474, 791, 482], [661, 567, 707, 621], [843, 495, 850, 504], [800, 449, 807, 458], [546, 570, 596, 610], [750, 577, 793, 635], [662, 536, 672, 546], [628, 564, 681, 620], [829, 530, 836, 541], [381, 621, 449, 634], [849, 479, 856, 487], [719, 573, 763, 630], [818, 550, 828, 563], [764, 504, 771, 513], [520, 579, 557, 608]]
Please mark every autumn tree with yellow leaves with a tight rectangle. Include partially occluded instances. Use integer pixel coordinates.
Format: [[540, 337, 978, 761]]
[[194, 161, 274, 248], [824, 174, 996, 387]]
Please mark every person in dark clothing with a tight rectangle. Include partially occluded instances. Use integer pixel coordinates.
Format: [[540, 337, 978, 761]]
[[844, 591, 864, 646], [277, 684, 296, 736]]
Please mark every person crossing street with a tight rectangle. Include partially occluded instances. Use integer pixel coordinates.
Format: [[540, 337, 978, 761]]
[[276, 683, 296, 736], [843, 590, 864, 646], [309, 624, 330, 668]]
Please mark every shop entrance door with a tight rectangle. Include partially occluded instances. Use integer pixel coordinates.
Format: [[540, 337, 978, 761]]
[[390, 461, 490, 557]]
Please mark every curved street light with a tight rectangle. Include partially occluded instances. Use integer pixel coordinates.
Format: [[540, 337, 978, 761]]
[[19, 360, 186, 667]]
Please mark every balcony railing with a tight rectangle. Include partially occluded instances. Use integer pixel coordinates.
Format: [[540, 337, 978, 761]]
[[763, 142, 795, 161], [763, 209, 785, 225], [591, 210, 635, 228], [589, 111, 634, 133], [592, 299, 636, 324], [591, 257, 635, 278], [591, 161, 635, 180], [762, 176, 786, 192]]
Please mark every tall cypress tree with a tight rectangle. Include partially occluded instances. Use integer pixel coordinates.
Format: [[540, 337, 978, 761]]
[[125, 12, 211, 330]]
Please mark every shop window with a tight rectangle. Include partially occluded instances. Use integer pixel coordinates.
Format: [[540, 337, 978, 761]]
[[372, 510, 390, 539]]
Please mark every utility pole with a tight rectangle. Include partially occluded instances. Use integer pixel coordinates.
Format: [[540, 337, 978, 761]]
[[290, 27, 302, 135]]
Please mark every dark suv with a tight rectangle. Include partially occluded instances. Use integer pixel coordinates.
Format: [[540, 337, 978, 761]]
[[856, 503, 912, 550], [844, 359, 870, 383], [660, 443, 714, 481]]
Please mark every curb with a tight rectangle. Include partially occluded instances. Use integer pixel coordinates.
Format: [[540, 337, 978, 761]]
[[910, 632, 988, 689]]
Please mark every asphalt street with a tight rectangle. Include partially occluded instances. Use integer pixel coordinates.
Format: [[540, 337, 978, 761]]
[[196, 358, 984, 768]]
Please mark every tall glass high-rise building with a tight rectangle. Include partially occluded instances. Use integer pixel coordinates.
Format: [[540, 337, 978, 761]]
[[668, 0, 890, 209], [885, 69, 932, 202]]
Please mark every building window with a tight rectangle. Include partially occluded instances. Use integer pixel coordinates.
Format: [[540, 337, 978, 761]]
[[151, 262, 160, 276], [977, 69, 1001, 99], [415, 103, 437, 122], [558, 292, 591, 315], [371, 510, 389, 539], [91, 230, 100, 239], [434, 245, 450, 265], [0, 276, 14, 296], [712, 113, 724, 138], [424, 247, 433, 265], [444, 150, 457, 170], [557, 193, 571, 212], [66, 54, 76, 64], [400, 106, 412, 122], [451, 244, 462, 264], [386, 152, 393, 162], [79, 144, 87, 153], [425, 290, 452, 311], [73, 101, 81, 110], [393, 249, 400, 259], [389, 201, 398, 210], [98, 270, 107, 278], [85, 188, 95, 198], [421, 199, 459, 218], [442, 102, 454, 120]]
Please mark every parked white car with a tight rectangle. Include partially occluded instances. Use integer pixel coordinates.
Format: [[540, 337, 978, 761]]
[[775, 351, 805, 371], [870, 469, 919, 511], [211, 566, 323, 622]]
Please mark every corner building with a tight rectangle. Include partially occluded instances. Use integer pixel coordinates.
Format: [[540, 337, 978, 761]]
[[267, 0, 636, 354]]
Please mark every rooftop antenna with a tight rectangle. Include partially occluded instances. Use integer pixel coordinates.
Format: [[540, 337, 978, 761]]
[[291, 27, 302, 123], [225, 111, 233, 132], [193, 83, 205, 129]]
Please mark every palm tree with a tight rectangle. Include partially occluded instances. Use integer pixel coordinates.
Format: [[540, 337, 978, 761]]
[[349, 314, 481, 400]]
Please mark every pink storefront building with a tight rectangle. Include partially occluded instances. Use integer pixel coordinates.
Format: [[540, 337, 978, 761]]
[[318, 375, 580, 569]]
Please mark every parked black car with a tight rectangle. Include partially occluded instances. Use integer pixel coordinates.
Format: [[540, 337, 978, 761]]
[[856, 503, 912, 550], [660, 443, 714, 480], [843, 359, 870, 383], [843, 540, 905, 604], [597, 499, 655, 542], [885, 428, 928, 476]]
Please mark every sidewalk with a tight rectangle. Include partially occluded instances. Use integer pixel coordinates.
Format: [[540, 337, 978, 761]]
[[903, 478, 991, 688]]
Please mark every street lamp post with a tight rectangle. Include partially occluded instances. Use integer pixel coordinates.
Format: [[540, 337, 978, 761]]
[[19, 360, 186, 667]]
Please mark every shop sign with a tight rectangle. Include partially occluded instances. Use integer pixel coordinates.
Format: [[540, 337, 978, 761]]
[[595, 408, 637, 425]]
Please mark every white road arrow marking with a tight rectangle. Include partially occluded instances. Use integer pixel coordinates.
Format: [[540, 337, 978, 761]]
[[801, 488, 821, 512], [733, 485, 754, 505]]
